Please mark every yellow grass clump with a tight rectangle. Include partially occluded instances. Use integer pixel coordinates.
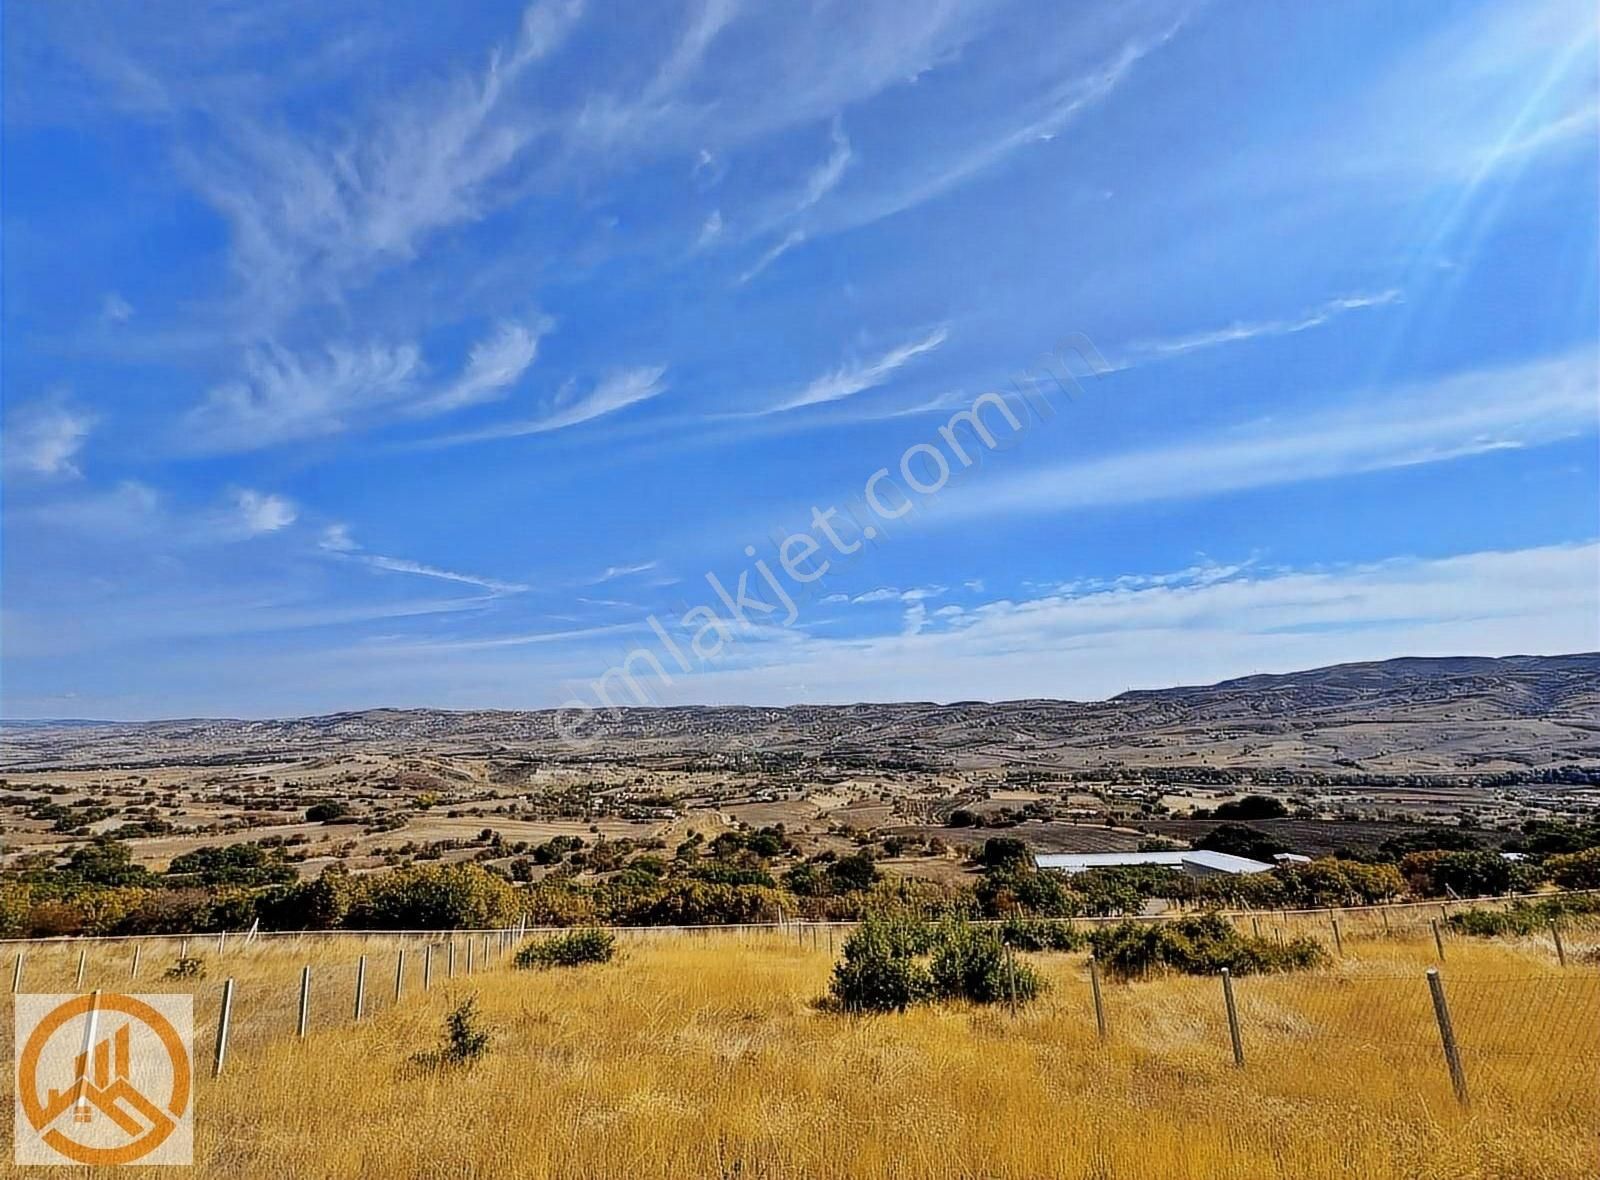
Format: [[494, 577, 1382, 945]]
[[0, 926, 1595, 1178]]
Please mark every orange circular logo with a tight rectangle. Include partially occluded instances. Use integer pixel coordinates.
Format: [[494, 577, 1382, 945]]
[[17, 993, 192, 1166]]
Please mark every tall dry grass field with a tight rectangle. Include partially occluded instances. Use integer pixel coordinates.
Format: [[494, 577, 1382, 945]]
[[1, 926, 1595, 1178]]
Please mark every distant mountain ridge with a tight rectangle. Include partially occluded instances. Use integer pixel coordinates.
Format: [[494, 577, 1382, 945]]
[[4, 652, 1597, 774]]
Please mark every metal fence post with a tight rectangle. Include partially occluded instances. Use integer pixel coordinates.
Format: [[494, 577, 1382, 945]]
[[353, 956, 367, 1021], [213, 979, 235, 1078], [1221, 968, 1244, 1068], [130, 942, 142, 980], [1088, 956, 1108, 1042], [75, 947, 87, 990], [1550, 920, 1567, 968], [394, 949, 406, 1002], [1431, 918, 1446, 961], [11, 950, 23, 994], [448, 940, 456, 979], [466, 939, 474, 974], [1330, 917, 1343, 957], [297, 965, 311, 1038], [424, 944, 433, 990], [1426, 968, 1469, 1107]]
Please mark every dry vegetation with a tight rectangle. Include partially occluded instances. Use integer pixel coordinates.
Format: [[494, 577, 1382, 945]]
[[1, 920, 1594, 1179]]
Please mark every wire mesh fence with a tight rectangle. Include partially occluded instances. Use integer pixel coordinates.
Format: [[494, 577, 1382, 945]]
[[0, 904, 1594, 1129]]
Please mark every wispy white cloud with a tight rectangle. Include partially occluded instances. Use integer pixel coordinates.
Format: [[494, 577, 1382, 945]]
[[424, 365, 668, 446], [232, 489, 298, 535], [409, 317, 551, 415], [360, 555, 529, 594], [796, 118, 852, 215], [100, 292, 134, 323], [767, 326, 949, 413], [850, 585, 946, 604], [3, 397, 97, 478], [1120, 290, 1403, 364], [591, 560, 659, 583], [186, 341, 423, 451], [696, 209, 724, 248], [735, 229, 805, 285], [192, 0, 586, 326], [318, 524, 359, 553], [834, 18, 1184, 232], [952, 349, 1599, 520], [318, 523, 528, 593], [186, 317, 559, 450], [641, 543, 1600, 704]]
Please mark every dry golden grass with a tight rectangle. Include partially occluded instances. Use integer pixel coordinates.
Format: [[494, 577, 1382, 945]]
[[1, 925, 1596, 1178]]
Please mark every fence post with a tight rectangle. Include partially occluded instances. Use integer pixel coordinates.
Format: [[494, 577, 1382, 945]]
[[1250, 915, 1261, 939], [353, 956, 367, 1022], [11, 950, 23, 994], [394, 949, 406, 1002], [1331, 917, 1343, 957], [466, 939, 474, 974], [1425, 968, 1469, 1107], [180, 938, 189, 959], [130, 943, 142, 980], [218, 931, 227, 955], [75, 947, 87, 989], [424, 944, 433, 990], [1088, 956, 1108, 1042], [1549, 920, 1567, 968], [448, 941, 456, 979], [297, 965, 311, 1038], [213, 979, 235, 1078], [1221, 968, 1244, 1068], [1431, 918, 1446, 961]]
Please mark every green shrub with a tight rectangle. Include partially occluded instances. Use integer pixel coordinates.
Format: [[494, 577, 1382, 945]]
[[1447, 894, 1600, 938], [999, 916, 1084, 953], [929, 920, 1044, 1004], [1547, 849, 1600, 890], [515, 927, 617, 969], [1090, 913, 1327, 980], [828, 913, 1048, 1012], [412, 998, 491, 1069], [163, 956, 206, 980], [828, 912, 931, 1012]]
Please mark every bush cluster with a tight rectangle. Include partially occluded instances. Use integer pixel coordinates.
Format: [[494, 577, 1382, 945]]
[[514, 927, 617, 969], [1089, 913, 1328, 980], [1446, 893, 1600, 938], [827, 914, 1045, 1012], [997, 916, 1084, 952]]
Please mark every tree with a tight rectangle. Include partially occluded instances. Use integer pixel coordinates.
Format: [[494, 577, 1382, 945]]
[[977, 837, 1031, 871], [306, 801, 351, 823], [62, 838, 152, 888], [1194, 824, 1288, 862], [1546, 848, 1600, 890], [1213, 795, 1288, 820]]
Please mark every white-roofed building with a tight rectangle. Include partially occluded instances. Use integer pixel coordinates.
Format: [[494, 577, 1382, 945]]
[[1034, 849, 1276, 877]]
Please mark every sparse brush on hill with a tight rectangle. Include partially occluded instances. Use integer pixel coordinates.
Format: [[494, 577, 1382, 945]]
[[1090, 913, 1327, 980], [515, 927, 617, 969]]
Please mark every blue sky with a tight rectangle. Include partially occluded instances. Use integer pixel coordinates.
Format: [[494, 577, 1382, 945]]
[[2, 0, 1597, 720]]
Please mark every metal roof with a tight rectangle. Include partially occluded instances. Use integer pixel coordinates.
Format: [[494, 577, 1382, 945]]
[[1033, 849, 1275, 874]]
